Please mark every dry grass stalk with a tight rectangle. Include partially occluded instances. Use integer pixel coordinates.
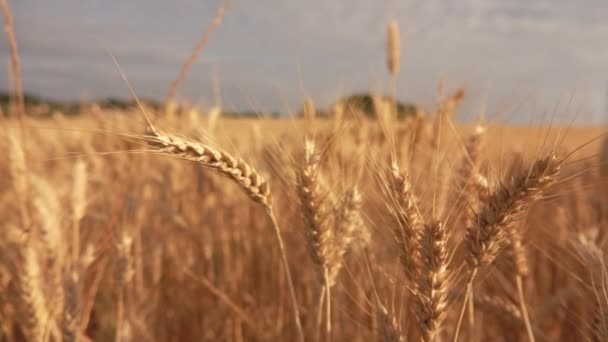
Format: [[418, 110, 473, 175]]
[[388, 159, 424, 281], [164, 0, 232, 106], [0, 0, 25, 121], [415, 220, 450, 342]]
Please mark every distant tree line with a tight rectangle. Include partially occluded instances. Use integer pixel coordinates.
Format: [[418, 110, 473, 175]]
[[336, 93, 417, 119], [298, 93, 417, 120], [1, 91, 416, 119], [0, 91, 163, 117]]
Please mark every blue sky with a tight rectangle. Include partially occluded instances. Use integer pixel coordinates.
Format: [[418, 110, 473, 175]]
[[2, 0, 608, 122]]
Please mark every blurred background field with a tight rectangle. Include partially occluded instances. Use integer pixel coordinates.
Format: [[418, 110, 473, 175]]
[[2, 1, 608, 341]]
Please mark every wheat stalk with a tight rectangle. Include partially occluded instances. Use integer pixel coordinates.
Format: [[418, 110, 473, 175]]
[[296, 138, 335, 339], [146, 126, 303, 341], [164, 0, 232, 106], [0, 0, 25, 121]]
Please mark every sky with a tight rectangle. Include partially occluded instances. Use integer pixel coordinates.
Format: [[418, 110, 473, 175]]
[[1, 0, 608, 123]]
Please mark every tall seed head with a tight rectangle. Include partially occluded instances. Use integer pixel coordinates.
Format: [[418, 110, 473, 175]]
[[296, 138, 334, 276], [387, 20, 401, 76]]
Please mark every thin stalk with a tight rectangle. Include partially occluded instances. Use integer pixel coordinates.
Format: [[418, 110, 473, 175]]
[[453, 269, 477, 342], [115, 290, 125, 342], [315, 287, 326, 342], [267, 208, 305, 342], [324, 267, 332, 342], [516, 275, 536, 342], [388, 74, 398, 148], [0, 0, 25, 122], [467, 290, 475, 342]]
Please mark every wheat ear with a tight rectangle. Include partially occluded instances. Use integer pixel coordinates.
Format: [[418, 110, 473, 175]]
[[329, 187, 364, 283], [386, 20, 400, 77], [456, 123, 486, 337], [388, 159, 424, 281], [415, 220, 450, 342], [466, 152, 562, 269], [7, 229, 54, 341], [146, 127, 304, 342], [453, 153, 563, 342]]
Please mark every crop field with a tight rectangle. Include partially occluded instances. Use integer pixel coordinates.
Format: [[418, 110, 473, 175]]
[[1, 1, 608, 342]]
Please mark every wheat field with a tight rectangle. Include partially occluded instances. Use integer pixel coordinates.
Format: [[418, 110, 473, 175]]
[[2, 2, 608, 341]]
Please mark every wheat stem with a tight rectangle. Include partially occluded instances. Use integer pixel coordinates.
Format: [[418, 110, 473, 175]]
[[324, 267, 332, 342], [164, 0, 232, 105], [467, 290, 475, 342], [267, 208, 305, 342], [516, 275, 536, 342], [453, 269, 477, 342], [315, 286, 326, 342]]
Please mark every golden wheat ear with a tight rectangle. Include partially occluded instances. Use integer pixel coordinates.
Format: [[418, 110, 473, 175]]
[[465, 152, 564, 269], [387, 158, 424, 282], [414, 220, 450, 342], [454, 152, 563, 342], [145, 128, 272, 206]]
